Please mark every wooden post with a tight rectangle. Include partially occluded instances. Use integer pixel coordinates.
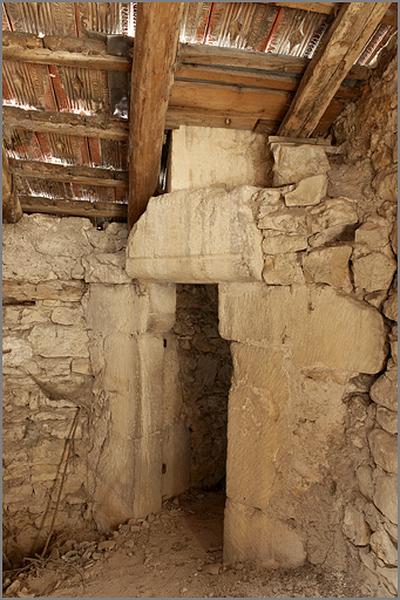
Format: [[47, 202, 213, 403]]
[[2, 146, 22, 224], [128, 2, 183, 228]]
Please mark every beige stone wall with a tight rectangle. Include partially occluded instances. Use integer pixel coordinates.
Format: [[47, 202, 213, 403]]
[[330, 53, 398, 597], [3, 215, 182, 563], [170, 126, 271, 192]]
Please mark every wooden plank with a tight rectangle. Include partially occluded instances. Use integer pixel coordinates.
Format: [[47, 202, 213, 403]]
[[167, 107, 261, 131], [278, 2, 390, 138], [170, 80, 291, 120], [9, 159, 128, 189], [128, 2, 183, 227], [2, 145, 23, 223], [19, 196, 127, 220], [3, 107, 129, 140], [3, 280, 86, 303], [175, 64, 359, 100], [2, 45, 130, 71], [178, 43, 370, 81]]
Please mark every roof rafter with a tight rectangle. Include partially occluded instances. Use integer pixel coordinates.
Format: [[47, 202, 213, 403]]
[[278, 2, 391, 138]]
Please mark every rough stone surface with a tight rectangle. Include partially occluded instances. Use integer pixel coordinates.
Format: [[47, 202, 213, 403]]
[[126, 186, 264, 284], [342, 505, 370, 546], [353, 251, 396, 294], [262, 233, 308, 254], [284, 174, 328, 207], [271, 143, 330, 186], [219, 283, 386, 374], [263, 253, 304, 285], [368, 429, 397, 474], [303, 246, 352, 292]]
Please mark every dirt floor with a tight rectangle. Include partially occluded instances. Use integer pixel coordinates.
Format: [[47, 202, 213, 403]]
[[4, 489, 361, 598]]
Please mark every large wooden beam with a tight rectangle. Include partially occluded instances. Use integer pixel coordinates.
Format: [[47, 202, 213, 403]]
[[2, 146, 22, 223], [128, 3, 181, 227], [279, 2, 391, 138]]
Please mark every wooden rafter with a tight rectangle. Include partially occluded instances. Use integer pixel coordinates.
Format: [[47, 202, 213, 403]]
[[9, 159, 128, 190], [19, 196, 127, 220], [279, 2, 391, 138], [128, 2, 183, 228]]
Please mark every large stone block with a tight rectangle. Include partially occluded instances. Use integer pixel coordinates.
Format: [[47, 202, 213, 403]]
[[161, 421, 190, 500], [271, 143, 330, 186], [226, 345, 288, 510], [224, 499, 306, 568], [302, 245, 352, 292], [219, 283, 386, 373], [126, 186, 264, 283], [28, 324, 89, 358], [87, 282, 176, 336]]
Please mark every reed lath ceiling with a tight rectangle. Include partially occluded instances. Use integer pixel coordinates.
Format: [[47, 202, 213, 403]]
[[2, 2, 397, 222]]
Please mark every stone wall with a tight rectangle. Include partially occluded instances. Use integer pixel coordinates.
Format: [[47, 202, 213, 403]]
[[329, 51, 398, 597], [173, 284, 232, 488], [2, 215, 182, 563]]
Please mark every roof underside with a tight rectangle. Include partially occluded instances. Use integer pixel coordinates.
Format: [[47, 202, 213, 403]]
[[2, 2, 397, 221]]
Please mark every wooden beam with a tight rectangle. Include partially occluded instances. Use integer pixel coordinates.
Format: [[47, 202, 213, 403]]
[[19, 196, 127, 220], [279, 2, 390, 138], [9, 159, 128, 189], [2, 146, 22, 223], [128, 2, 183, 228], [3, 107, 129, 140], [178, 43, 370, 81], [2, 45, 130, 71], [273, 2, 397, 26]]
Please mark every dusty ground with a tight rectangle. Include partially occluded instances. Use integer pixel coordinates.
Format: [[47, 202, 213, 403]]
[[4, 489, 361, 598]]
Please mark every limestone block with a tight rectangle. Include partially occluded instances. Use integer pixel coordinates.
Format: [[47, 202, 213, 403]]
[[51, 306, 83, 326], [87, 283, 176, 337], [2, 336, 33, 369], [219, 283, 386, 373], [376, 407, 397, 435], [257, 207, 308, 234], [370, 368, 397, 411], [310, 197, 358, 235], [224, 498, 306, 568], [102, 334, 164, 437], [262, 233, 307, 254], [263, 253, 304, 285], [353, 252, 396, 294], [342, 505, 370, 546], [126, 186, 264, 283], [28, 324, 89, 358], [356, 465, 374, 500], [132, 433, 162, 518], [161, 421, 190, 500], [302, 246, 352, 292], [284, 174, 328, 207], [82, 251, 131, 284], [226, 345, 288, 510], [355, 219, 391, 251], [368, 429, 397, 474], [373, 471, 397, 524], [85, 222, 128, 252], [382, 287, 397, 321], [170, 126, 270, 191], [271, 143, 330, 186], [71, 358, 92, 375], [257, 189, 283, 217], [162, 335, 183, 424], [370, 528, 398, 566]]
